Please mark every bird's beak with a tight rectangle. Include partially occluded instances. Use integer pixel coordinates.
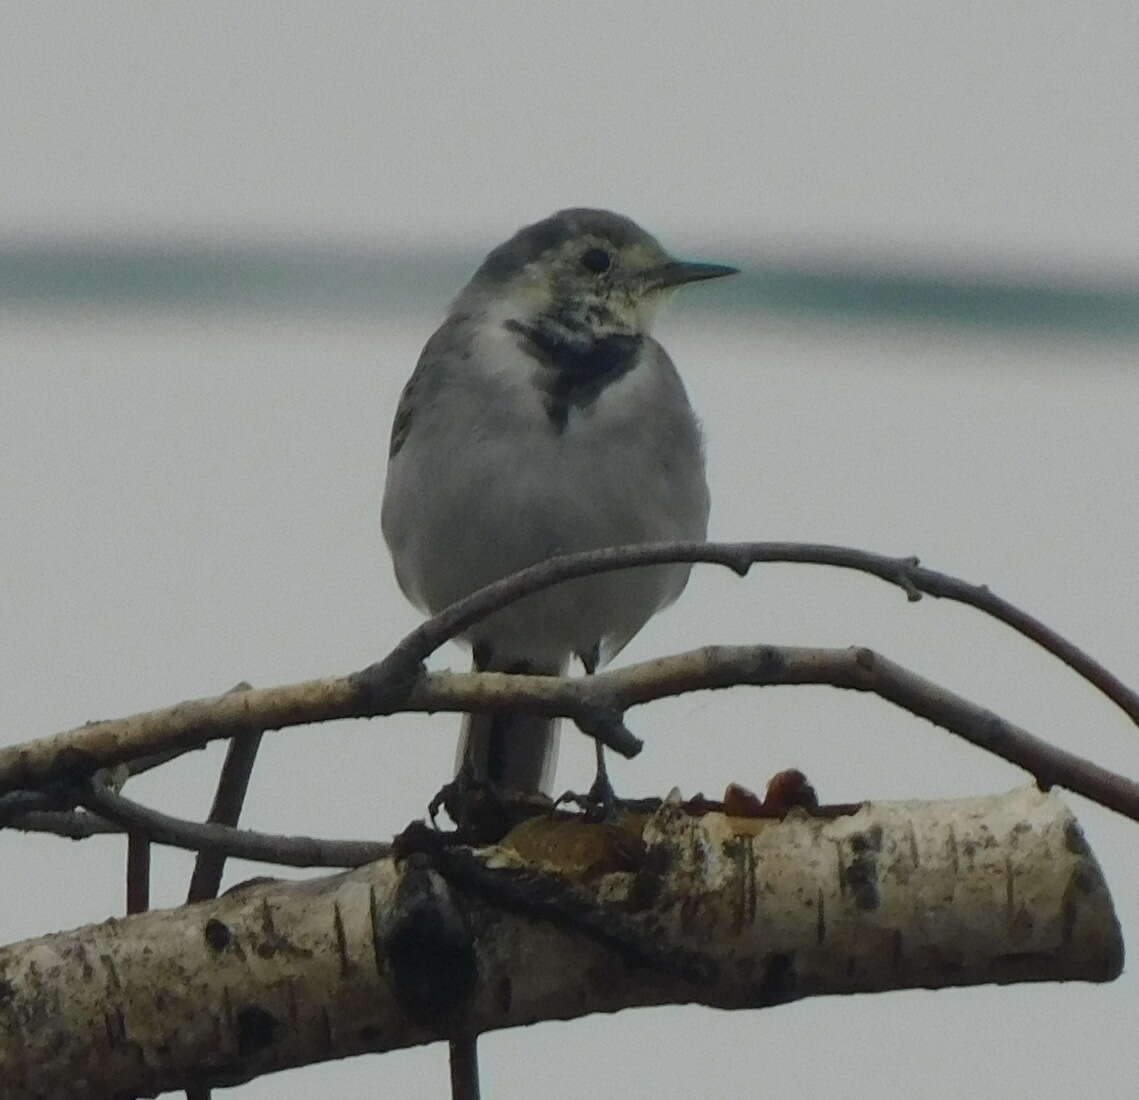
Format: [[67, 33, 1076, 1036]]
[[645, 260, 739, 291]]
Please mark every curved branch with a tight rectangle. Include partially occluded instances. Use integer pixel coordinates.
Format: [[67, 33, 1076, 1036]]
[[407, 645, 1139, 821], [356, 541, 1139, 729], [78, 772, 389, 868], [0, 788, 71, 822], [6, 643, 1139, 829], [4, 540, 1135, 802], [6, 810, 120, 839]]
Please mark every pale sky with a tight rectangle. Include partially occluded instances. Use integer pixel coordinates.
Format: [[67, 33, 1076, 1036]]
[[4, 1, 1138, 277], [3, 4, 1138, 1098]]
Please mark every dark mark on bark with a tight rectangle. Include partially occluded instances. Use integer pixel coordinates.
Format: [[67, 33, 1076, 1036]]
[[842, 827, 881, 911], [103, 1008, 127, 1047], [386, 855, 477, 1025], [236, 1005, 277, 1055], [204, 918, 231, 951], [751, 952, 797, 1006], [1064, 820, 1090, 856], [333, 901, 351, 977], [438, 845, 716, 985]]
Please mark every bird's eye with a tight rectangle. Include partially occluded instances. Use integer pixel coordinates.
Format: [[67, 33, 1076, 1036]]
[[580, 248, 611, 274]]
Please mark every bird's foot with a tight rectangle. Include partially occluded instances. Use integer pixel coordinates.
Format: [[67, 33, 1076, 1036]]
[[430, 772, 554, 844], [428, 774, 464, 829], [555, 773, 619, 822]]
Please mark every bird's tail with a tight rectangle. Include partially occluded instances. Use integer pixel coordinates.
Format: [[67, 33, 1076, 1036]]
[[456, 652, 564, 794]]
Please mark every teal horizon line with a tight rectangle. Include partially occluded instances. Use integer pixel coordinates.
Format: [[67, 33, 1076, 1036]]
[[1, 242, 1136, 333]]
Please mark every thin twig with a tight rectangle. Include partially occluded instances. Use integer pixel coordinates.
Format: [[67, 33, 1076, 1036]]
[[184, 685, 260, 1100], [126, 832, 150, 915], [25, 644, 1139, 855], [6, 541, 1136, 797], [0, 788, 72, 823], [77, 772, 389, 868], [5, 810, 120, 838], [409, 645, 1139, 822], [8, 644, 1139, 829], [449, 1037, 481, 1100], [357, 541, 1139, 730], [187, 728, 263, 899]]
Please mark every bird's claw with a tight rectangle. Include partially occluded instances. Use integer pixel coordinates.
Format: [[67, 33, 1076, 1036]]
[[554, 775, 619, 822]]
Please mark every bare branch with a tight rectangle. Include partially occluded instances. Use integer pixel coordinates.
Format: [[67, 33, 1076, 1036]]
[[9, 809, 121, 839], [0, 788, 71, 822], [0, 675, 361, 795], [7, 643, 1139, 829], [355, 541, 1139, 729], [4, 799, 389, 870], [182, 684, 261, 1100], [0, 788, 1120, 1098], [78, 772, 389, 868], [3, 539, 1134, 809], [186, 728, 263, 901], [126, 832, 150, 914]]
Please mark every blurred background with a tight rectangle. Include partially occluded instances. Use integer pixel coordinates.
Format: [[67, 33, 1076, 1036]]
[[3, 4, 1137, 1097]]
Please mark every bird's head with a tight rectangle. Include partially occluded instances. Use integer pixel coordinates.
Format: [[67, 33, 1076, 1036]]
[[456, 208, 737, 338]]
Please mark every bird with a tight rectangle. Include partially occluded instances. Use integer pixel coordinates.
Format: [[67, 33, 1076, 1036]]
[[382, 207, 736, 806]]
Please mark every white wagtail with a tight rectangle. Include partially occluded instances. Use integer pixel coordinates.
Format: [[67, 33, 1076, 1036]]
[[382, 208, 736, 804]]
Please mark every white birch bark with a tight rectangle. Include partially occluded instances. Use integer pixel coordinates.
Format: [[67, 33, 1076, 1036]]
[[0, 786, 1121, 1098]]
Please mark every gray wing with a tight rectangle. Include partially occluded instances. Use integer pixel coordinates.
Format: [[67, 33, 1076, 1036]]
[[388, 313, 472, 459]]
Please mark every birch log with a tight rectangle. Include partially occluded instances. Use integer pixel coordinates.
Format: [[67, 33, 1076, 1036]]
[[0, 786, 1122, 1098]]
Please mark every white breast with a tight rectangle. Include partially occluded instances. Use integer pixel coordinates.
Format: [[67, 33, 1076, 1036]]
[[382, 319, 708, 667]]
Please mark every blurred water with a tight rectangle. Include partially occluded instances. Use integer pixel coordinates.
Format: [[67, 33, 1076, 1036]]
[[2, 242, 1137, 332]]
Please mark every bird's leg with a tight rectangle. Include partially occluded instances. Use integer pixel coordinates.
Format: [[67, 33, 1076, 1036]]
[[429, 745, 474, 832], [587, 739, 615, 812], [580, 644, 617, 819], [437, 642, 557, 841], [428, 644, 490, 833]]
